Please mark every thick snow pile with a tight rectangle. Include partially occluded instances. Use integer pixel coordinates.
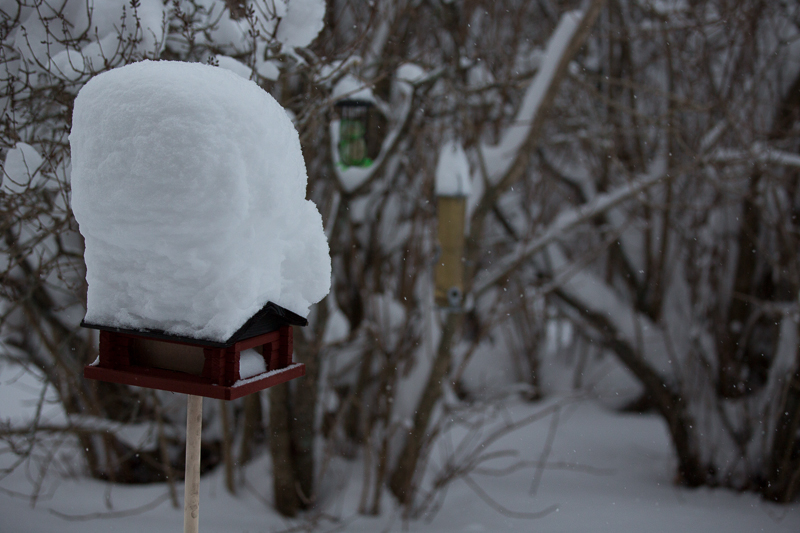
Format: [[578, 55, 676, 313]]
[[70, 60, 331, 342], [238, 349, 267, 379]]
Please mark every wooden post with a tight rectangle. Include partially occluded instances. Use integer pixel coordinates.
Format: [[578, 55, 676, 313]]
[[184, 394, 203, 533]]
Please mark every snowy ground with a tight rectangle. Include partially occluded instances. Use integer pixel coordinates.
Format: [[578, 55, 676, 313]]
[[1, 359, 799, 533]]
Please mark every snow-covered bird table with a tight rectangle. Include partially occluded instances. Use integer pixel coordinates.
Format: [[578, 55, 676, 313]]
[[69, 60, 331, 532]]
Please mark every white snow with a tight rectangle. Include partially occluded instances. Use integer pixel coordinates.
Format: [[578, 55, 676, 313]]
[[435, 140, 471, 197], [191, 0, 252, 52], [255, 44, 281, 81], [215, 55, 253, 79], [711, 143, 800, 170], [238, 349, 267, 379], [332, 74, 376, 103], [276, 0, 326, 49], [396, 63, 426, 84], [648, 0, 690, 16], [3, 142, 44, 193], [232, 363, 302, 387], [1, 358, 797, 533], [479, 11, 581, 184], [15, 0, 165, 75], [70, 60, 331, 342], [466, 60, 494, 88], [50, 47, 89, 81], [473, 167, 668, 296]]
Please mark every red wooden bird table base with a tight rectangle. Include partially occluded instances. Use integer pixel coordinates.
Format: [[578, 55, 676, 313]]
[[84, 325, 304, 400]]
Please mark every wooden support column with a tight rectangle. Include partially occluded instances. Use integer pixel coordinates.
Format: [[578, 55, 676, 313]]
[[268, 340, 280, 371], [222, 347, 239, 386], [278, 326, 293, 368], [99, 331, 130, 368], [202, 348, 224, 384], [203, 347, 240, 386]]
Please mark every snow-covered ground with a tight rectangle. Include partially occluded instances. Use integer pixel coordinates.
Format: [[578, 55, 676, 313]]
[[1, 359, 798, 533]]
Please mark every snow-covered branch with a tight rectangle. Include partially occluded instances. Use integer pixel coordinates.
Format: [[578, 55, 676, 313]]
[[469, 0, 606, 222], [473, 168, 668, 296], [710, 144, 800, 170], [478, 10, 584, 185]]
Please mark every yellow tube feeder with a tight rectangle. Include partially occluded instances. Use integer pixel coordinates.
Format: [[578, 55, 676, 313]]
[[434, 141, 471, 309]]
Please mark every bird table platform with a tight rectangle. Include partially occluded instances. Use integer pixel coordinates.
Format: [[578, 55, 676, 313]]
[[82, 302, 306, 400]]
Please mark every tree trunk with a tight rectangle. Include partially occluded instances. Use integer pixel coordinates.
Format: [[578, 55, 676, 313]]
[[344, 347, 374, 444], [289, 328, 319, 506], [388, 311, 460, 504], [267, 299, 327, 513], [766, 338, 800, 502], [238, 393, 263, 465], [716, 176, 761, 398], [556, 287, 708, 486]]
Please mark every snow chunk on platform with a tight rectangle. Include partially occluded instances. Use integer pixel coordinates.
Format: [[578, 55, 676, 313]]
[[238, 349, 267, 379], [70, 60, 331, 342]]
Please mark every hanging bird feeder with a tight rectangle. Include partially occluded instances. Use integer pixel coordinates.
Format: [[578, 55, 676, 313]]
[[333, 75, 377, 168], [335, 98, 374, 167], [434, 141, 471, 309]]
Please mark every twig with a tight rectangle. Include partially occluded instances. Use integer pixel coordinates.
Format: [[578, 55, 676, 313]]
[[48, 492, 171, 521], [474, 460, 614, 477], [463, 475, 558, 519], [529, 406, 560, 496]]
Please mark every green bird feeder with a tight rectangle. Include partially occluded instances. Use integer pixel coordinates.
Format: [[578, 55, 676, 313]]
[[335, 98, 374, 168]]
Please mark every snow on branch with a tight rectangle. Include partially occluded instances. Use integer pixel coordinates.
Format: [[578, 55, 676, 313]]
[[710, 143, 800, 170], [547, 243, 675, 383], [473, 168, 669, 296], [479, 10, 583, 184], [477, 1, 605, 189]]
